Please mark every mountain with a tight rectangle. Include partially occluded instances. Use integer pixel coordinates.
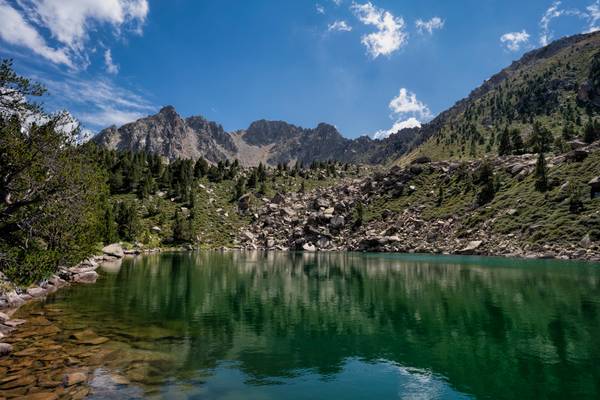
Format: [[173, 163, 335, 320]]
[[406, 31, 600, 161], [94, 105, 423, 166], [94, 31, 600, 166]]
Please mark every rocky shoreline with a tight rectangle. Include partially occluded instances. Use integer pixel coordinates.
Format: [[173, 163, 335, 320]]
[[0, 244, 167, 358]]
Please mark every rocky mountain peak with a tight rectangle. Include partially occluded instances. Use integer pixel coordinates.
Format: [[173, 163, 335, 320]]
[[244, 120, 303, 146]]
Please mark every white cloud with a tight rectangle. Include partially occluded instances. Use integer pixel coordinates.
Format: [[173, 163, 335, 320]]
[[538, 1, 586, 46], [37, 73, 155, 129], [415, 17, 444, 35], [332, 0, 343, 5], [373, 117, 420, 139], [328, 20, 352, 32], [587, 1, 600, 32], [371, 88, 432, 139], [500, 30, 530, 51], [17, 0, 149, 51], [316, 4, 325, 14], [389, 88, 432, 120], [351, 2, 408, 58], [539, 1, 564, 46], [0, 0, 149, 69], [104, 49, 119, 74], [78, 106, 146, 127], [0, 1, 73, 67]]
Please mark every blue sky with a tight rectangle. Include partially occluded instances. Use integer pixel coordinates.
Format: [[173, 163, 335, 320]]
[[0, 0, 599, 139]]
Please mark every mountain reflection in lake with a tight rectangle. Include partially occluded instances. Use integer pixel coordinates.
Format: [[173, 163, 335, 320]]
[[10, 252, 600, 399]]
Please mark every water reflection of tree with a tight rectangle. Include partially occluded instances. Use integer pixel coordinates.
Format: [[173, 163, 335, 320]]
[[62, 252, 600, 399]]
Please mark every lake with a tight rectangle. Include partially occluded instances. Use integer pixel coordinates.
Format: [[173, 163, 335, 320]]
[[4, 252, 600, 399]]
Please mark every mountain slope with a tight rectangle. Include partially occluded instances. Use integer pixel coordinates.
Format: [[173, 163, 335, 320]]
[[406, 31, 600, 162]]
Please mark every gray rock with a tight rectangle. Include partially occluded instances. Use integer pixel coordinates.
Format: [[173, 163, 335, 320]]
[[0, 312, 8, 322], [457, 240, 483, 255], [26, 287, 47, 298], [7, 291, 25, 308], [74, 271, 99, 284], [238, 193, 252, 212], [580, 234, 592, 249], [302, 243, 317, 252], [330, 215, 345, 229], [4, 319, 26, 327], [0, 342, 12, 356], [102, 243, 124, 258], [242, 231, 255, 241]]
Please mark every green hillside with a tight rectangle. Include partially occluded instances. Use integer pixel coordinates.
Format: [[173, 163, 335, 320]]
[[406, 31, 600, 162]]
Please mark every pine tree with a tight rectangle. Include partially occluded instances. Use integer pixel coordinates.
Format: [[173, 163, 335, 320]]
[[173, 211, 192, 243], [354, 202, 364, 227], [497, 127, 512, 156], [233, 177, 246, 201], [436, 186, 444, 207], [583, 118, 598, 144], [475, 161, 496, 206], [530, 121, 552, 153], [510, 128, 525, 155], [102, 205, 119, 244], [534, 152, 548, 192], [194, 157, 209, 178], [115, 202, 142, 242]]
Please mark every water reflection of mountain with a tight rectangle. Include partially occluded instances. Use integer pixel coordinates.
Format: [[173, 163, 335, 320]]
[[62, 252, 600, 399]]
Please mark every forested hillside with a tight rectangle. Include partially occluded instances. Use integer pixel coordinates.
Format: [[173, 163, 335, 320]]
[[410, 31, 600, 161]]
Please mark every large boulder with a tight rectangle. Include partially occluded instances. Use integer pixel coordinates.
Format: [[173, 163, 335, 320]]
[[565, 149, 589, 162], [102, 243, 124, 259], [238, 193, 252, 212], [302, 243, 317, 252], [457, 240, 483, 255], [73, 271, 99, 284]]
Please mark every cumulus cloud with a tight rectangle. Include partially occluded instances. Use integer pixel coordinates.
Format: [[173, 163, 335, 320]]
[[371, 88, 432, 139], [332, 0, 343, 5], [0, 0, 148, 69], [316, 4, 325, 14], [500, 30, 530, 51], [415, 17, 444, 35], [389, 88, 432, 120], [104, 49, 119, 74], [328, 20, 352, 32], [0, 1, 72, 67], [372, 117, 420, 140], [351, 2, 407, 58]]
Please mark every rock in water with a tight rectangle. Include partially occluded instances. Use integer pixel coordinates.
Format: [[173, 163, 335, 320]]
[[102, 243, 124, 258], [14, 393, 58, 400], [0, 342, 12, 355], [26, 287, 47, 297], [74, 271, 99, 284], [63, 372, 87, 386]]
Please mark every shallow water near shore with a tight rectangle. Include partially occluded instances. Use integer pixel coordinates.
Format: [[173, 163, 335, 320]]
[[3, 252, 600, 399]]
